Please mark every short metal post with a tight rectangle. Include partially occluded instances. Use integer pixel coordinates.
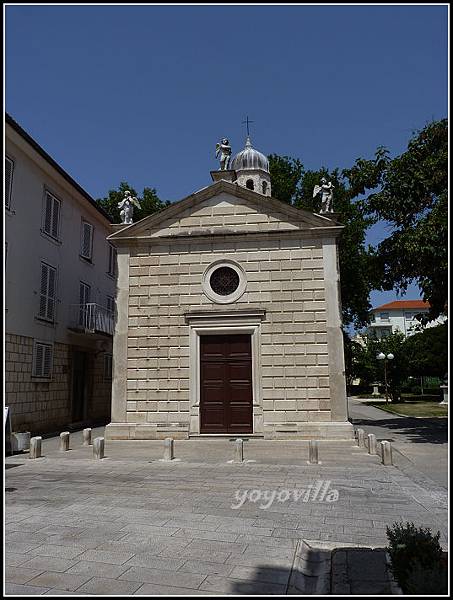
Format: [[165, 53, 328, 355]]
[[380, 441, 393, 465], [308, 440, 319, 464], [163, 438, 174, 461], [83, 428, 92, 446], [368, 433, 377, 455], [93, 437, 105, 460], [29, 436, 42, 459], [357, 429, 366, 448], [59, 432, 70, 451], [234, 439, 244, 463]]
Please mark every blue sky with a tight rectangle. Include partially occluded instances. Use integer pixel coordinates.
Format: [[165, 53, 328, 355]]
[[5, 4, 448, 310]]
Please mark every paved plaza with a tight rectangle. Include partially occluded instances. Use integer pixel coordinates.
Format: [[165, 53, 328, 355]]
[[5, 429, 448, 595]]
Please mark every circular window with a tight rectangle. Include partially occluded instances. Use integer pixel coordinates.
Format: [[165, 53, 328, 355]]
[[202, 260, 247, 304], [210, 266, 240, 296]]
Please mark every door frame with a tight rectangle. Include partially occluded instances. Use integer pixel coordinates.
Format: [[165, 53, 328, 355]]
[[186, 311, 265, 436]]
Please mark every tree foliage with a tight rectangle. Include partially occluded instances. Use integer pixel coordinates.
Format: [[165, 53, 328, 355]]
[[403, 323, 448, 379], [347, 120, 448, 321], [97, 181, 169, 223]]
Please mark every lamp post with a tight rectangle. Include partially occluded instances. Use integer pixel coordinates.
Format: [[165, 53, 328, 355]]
[[377, 352, 394, 403]]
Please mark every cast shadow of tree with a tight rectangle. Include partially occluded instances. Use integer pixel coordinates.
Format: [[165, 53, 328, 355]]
[[350, 415, 447, 444]]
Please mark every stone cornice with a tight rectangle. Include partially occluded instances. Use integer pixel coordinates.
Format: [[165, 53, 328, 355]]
[[110, 226, 344, 246]]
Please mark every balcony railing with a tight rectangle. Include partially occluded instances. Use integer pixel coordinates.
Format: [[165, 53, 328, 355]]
[[68, 303, 114, 336]]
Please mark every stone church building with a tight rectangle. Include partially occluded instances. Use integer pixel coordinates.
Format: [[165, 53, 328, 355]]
[[105, 137, 353, 440]]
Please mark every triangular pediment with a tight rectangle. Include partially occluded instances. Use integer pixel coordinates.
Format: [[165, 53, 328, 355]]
[[108, 180, 340, 242]]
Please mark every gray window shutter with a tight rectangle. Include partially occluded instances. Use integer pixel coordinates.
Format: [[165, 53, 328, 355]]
[[81, 222, 93, 258], [34, 344, 44, 376], [80, 282, 90, 305], [108, 244, 117, 275], [39, 264, 49, 317], [5, 157, 13, 209], [44, 193, 53, 234], [51, 197, 60, 238], [43, 345, 53, 377], [47, 267, 56, 321], [39, 263, 56, 320]]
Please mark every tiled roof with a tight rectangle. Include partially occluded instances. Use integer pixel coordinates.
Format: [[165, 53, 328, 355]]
[[371, 300, 430, 311]]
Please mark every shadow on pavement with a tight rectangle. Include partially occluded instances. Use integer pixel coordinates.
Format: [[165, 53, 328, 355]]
[[350, 415, 447, 444], [228, 547, 395, 595]]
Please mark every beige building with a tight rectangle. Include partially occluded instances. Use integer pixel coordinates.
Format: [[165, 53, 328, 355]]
[[105, 138, 353, 440], [5, 114, 116, 435]]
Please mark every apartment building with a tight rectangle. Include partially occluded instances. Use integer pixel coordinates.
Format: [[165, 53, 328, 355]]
[[5, 113, 116, 435], [368, 300, 445, 340]]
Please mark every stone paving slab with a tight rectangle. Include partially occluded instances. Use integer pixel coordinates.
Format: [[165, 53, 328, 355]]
[[5, 433, 448, 595]]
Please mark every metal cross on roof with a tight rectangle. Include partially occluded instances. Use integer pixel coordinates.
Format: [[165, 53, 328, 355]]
[[242, 116, 254, 137]]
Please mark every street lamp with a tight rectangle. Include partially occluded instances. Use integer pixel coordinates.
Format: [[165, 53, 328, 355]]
[[377, 352, 394, 403]]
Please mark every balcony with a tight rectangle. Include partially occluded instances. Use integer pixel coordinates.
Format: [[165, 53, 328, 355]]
[[68, 303, 114, 336]]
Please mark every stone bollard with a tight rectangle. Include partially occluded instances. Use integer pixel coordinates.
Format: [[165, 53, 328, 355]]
[[59, 432, 70, 452], [93, 437, 105, 460], [83, 428, 92, 446], [380, 441, 393, 465], [163, 438, 174, 461], [234, 439, 244, 463], [29, 436, 42, 459], [357, 429, 366, 448], [367, 433, 377, 455], [308, 440, 319, 464]]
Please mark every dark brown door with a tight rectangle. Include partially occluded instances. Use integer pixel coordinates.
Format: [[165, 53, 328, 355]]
[[200, 335, 253, 434], [72, 351, 88, 422]]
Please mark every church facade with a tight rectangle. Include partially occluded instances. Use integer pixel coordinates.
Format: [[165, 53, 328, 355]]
[[105, 138, 353, 440]]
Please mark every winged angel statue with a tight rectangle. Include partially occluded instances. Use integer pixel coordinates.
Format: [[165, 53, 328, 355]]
[[215, 138, 232, 170], [118, 190, 141, 224], [313, 178, 334, 213]]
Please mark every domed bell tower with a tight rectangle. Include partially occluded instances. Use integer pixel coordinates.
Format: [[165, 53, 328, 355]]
[[230, 136, 272, 197]]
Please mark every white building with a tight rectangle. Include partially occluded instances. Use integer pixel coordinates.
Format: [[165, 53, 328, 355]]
[[5, 113, 116, 435], [368, 300, 445, 340]]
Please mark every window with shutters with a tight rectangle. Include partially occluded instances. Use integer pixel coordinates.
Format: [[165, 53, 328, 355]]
[[104, 353, 113, 380], [42, 191, 61, 240], [5, 156, 14, 210], [107, 243, 117, 276], [80, 281, 91, 305], [79, 281, 91, 327], [38, 262, 57, 322], [32, 341, 53, 378], [106, 295, 115, 315], [80, 221, 93, 260]]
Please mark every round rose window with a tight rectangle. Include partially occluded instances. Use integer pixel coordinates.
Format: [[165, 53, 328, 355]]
[[209, 266, 240, 296]]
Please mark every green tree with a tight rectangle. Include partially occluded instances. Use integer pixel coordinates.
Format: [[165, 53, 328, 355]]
[[403, 323, 448, 379], [348, 332, 408, 401], [347, 120, 448, 321], [268, 154, 304, 205], [97, 181, 169, 223]]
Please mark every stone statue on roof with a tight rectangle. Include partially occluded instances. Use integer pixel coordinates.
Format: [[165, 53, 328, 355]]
[[215, 138, 232, 171], [313, 178, 334, 213], [118, 190, 141, 224]]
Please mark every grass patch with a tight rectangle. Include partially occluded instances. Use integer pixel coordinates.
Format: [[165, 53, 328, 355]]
[[370, 401, 447, 418]]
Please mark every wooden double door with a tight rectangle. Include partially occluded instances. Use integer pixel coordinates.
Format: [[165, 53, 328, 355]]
[[200, 334, 253, 434]]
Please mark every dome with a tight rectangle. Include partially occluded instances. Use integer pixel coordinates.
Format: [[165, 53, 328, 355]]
[[230, 136, 269, 173]]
